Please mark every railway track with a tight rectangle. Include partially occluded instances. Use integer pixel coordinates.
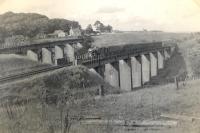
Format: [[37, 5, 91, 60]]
[[0, 55, 96, 84], [0, 65, 67, 84]]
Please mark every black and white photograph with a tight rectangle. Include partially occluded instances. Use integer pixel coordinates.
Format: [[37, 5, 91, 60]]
[[0, 0, 200, 132]]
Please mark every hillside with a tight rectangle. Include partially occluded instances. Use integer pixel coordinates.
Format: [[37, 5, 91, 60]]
[[0, 66, 118, 104], [92, 32, 190, 47], [0, 12, 81, 43], [0, 65, 120, 133]]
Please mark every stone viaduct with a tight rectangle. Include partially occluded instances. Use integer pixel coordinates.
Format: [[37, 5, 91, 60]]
[[79, 43, 175, 91], [0, 37, 83, 65], [0, 37, 175, 91]]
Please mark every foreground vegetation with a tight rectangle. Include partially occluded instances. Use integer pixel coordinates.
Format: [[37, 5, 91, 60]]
[[0, 66, 119, 133]]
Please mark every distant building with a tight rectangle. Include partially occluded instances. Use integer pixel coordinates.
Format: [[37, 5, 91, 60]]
[[69, 27, 82, 36], [47, 30, 67, 38], [54, 30, 66, 37]]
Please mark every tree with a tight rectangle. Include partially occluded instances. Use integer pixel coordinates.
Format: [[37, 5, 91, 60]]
[[85, 24, 93, 34], [94, 20, 102, 26], [94, 20, 104, 32], [0, 27, 7, 44], [93, 20, 113, 33], [106, 25, 113, 32]]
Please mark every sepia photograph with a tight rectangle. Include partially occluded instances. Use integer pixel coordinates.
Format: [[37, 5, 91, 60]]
[[0, 0, 200, 132]]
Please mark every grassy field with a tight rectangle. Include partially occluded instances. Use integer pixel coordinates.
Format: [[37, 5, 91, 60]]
[[1, 78, 200, 133], [71, 79, 200, 133], [92, 32, 189, 47]]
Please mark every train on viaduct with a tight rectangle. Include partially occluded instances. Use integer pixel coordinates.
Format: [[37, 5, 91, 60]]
[[0, 37, 175, 91]]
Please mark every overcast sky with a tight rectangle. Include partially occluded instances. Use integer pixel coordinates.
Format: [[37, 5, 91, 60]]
[[0, 0, 200, 32]]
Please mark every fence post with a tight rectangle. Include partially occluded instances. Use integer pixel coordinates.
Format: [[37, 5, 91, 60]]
[[174, 76, 179, 89], [73, 59, 77, 66], [99, 85, 105, 97]]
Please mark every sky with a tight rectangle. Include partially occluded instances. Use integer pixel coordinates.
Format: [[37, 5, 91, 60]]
[[0, 0, 200, 32]]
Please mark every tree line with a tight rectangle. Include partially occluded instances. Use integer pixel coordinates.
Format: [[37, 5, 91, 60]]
[[0, 12, 81, 43]]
